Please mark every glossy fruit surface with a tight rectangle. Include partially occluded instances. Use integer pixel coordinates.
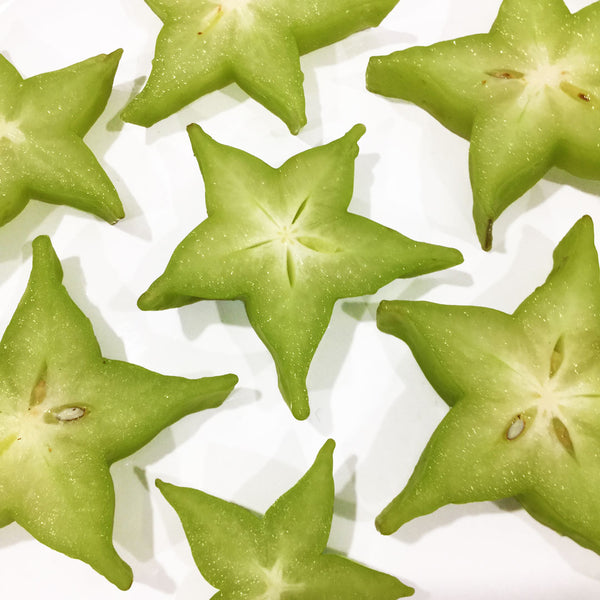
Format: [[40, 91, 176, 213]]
[[367, 0, 600, 249], [122, 0, 399, 132], [0, 51, 124, 227], [376, 216, 600, 555], [157, 439, 413, 599], [138, 124, 462, 419], [0, 236, 237, 588]]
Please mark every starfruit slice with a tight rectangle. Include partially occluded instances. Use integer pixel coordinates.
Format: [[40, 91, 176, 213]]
[[138, 123, 463, 420], [0, 236, 237, 589]]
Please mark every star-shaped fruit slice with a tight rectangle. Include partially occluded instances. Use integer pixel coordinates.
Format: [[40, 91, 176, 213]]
[[137, 124, 463, 420], [0, 236, 237, 589], [375, 215, 600, 555], [121, 0, 399, 133], [157, 439, 414, 599], [367, 0, 600, 250], [0, 51, 124, 227]]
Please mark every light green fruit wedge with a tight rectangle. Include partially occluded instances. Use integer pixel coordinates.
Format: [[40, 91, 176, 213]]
[[121, 0, 400, 133], [137, 124, 463, 420], [0, 52, 124, 227], [0, 236, 237, 589], [367, 0, 600, 250], [157, 439, 414, 599], [375, 215, 600, 556]]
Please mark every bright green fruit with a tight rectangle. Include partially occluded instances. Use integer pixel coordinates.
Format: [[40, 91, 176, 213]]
[[0, 236, 237, 589], [121, 0, 399, 133], [137, 123, 463, 420], [0, 52, 124, 227], [367, 0, 600, 250], [375, 215, 600, 555], [157, 439, 414, 599]]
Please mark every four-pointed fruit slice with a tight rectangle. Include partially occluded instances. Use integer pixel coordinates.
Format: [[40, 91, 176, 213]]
[[157, 439, 414, 599], [121, 0, 400, 133], [375, 215, 600, 556], [0, 52, 125, 227], [0, 236, 237, 589], [137, 123, 463, 420], [367, 0, 600, 250]]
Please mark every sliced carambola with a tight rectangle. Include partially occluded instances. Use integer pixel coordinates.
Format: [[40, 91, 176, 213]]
[[0, 51, 124, 227], [367, 0, 600, 250], [157, 439, 414, 599], [121, 0, 400, 133], [0, 236, 237, 589], [375, 215, 600, 555], [137, 123, 463, 420]]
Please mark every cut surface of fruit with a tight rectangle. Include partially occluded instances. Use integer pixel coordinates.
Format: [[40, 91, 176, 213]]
[[137, 123, 463, 420], [157, 439, 414, 599], [375, 215, 600, 556], [121, 0, 399, 132], [0, 52, 124, 227], [366, 0, 600, 249], [0, 236, 237, 589]]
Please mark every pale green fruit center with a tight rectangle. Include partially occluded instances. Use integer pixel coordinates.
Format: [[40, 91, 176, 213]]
[[0, 116, 25, 144]]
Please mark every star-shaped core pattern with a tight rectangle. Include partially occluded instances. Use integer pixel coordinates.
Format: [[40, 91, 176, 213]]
[[0, 51, 124, 227], [121, 0, 399, 132], [367, 0, 600, 249], [138, 124, 463, 419], [375, 215, 600, 556], [0, 236, 237, 589], [157, 439, 414, 599]]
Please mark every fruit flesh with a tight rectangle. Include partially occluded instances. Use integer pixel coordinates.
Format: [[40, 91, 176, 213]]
[[0, 236, 238, 588], [138, 124, 463, 419], [0, 52, 124, 227], [122, 0, 400, 132], [157, 439, 414, 599], [375, 215, 600, 556], [366, 0, 600, 249]]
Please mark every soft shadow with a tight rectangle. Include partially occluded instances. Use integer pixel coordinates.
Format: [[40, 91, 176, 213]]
[[327, 455, 359, 557], [60, 255, 128, 361], [112, 462, 175, 594], [111, 387, 247, 592], [0, 202, 60, 266], [474, 225, 555, 309], [0, 522, 32, 549], [521, 512, 600, 583], [86, 83, 151, 241], [142, 84, 250, 145], [545, 166, 600, 197], [352, 152, 379, 218], [340, 267, 474, 322]]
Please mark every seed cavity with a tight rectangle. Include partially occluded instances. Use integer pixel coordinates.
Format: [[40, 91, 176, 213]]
[[286, 247, 295, 287], [30, 377, 47, 407], [560, 81, 593, 104], [54, 406, 87, 422], [296, 236, 341, 254], [549, 336, 564, 378], [552, 417, 575, 457], [291, 195, 310, 225], [506, 414, 526, 440], [486, 69, 524, 80]]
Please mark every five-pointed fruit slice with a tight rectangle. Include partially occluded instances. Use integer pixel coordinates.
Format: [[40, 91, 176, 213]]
[[367, 0, 600, 250], [137, 123, 463, 420], [0, 236, 237, 589], [157, 439, 414, 599], [374, 215, 600, 555], [121, 0, 399, 133], [0, 51, 124, 227]]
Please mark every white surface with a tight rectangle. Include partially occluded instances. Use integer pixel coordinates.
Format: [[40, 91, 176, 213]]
[[1, 0, 600, 598]]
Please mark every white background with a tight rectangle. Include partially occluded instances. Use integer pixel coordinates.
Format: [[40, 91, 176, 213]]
[[1, 0, 600, 598]]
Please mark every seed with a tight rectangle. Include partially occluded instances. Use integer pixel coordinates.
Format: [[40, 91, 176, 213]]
[[55, 407, 86, 422], [506, 415, 525, 440]]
